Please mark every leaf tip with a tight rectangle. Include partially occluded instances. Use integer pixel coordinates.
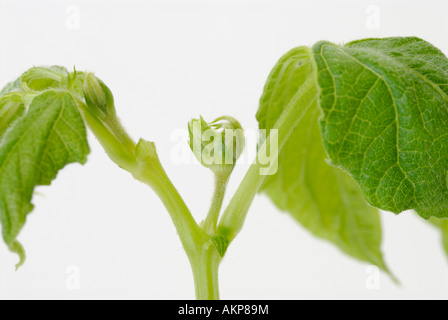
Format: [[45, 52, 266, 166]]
[[385, 268, 400, 286], [8, 240, 26, 271], [378, 261, 400, 286]]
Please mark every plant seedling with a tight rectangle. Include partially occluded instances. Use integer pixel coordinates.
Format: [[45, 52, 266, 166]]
[[0, 37, 447, 299]]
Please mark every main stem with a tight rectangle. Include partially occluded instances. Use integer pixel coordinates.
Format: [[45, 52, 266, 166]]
[[192, 174, 229, 299], [191, 244, 221, 300]]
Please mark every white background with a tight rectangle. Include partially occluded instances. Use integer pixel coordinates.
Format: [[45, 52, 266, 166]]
[[1, 0, 448, 299]]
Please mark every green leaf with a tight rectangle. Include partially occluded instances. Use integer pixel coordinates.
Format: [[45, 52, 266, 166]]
[[313, 37, 448, 219], [1, 66, 70, 96], [0, 93, 26, 137], [257, 47, 391, 273], [0, 90, 89, 268], [21, 66, 69, 91], [67, 69, 85, 96], [430, 218, 448, 258]]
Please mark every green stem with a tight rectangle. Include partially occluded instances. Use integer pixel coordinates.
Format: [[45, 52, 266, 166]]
[[105, 115, 136, 155], [202, 174, 229, 234], [131, 142, 206, 258], [217, 75, 318, 243], [76, 100, 137, 171], [190, 244, 221, 300], [121, 139, 221, 299]]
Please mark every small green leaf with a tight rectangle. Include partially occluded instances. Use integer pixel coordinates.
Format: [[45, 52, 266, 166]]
[[313, 37, 448, 219], [257, 46, 391, 272], [135, 138, 157, 163], [0, 90, 90, 267], [211, 234, 229, 257], [67, 69, 85, 96], [21, 66, 69, 91]]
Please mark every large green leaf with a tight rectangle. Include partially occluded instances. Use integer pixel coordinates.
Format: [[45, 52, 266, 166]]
[[0, 90, 89, 268], [313, 37, 448, 219], [257, 47, 390, 272]]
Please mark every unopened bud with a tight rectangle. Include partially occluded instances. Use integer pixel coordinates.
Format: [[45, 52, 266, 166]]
[[83, 73, 115, 118], [188, 115, 245, 177]]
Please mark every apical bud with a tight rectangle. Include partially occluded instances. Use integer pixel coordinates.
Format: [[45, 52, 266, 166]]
[[80, 73, 136, 171], [83, 73, 116, 118], [188, 115, 245, 177]]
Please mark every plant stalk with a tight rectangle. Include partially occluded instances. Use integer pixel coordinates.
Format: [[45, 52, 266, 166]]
[[190, 244, 221, 300], [202, 174, 229, 234], [131, 143, 206, 258]]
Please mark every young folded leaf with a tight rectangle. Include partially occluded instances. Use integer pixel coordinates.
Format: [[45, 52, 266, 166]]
[[313, 37, 448, 219], [188, 116, 245, 177], [0, 90, 89, 268], [257, 46, 391, 273], [21, 66, 69, 91]]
